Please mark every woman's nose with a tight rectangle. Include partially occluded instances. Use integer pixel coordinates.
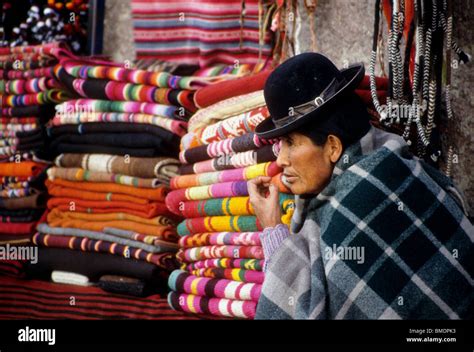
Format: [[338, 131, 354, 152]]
[[276, 144, 290, 168]]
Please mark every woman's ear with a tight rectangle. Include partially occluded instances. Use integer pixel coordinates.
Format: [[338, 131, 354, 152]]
[[325, 135, 343, 164]]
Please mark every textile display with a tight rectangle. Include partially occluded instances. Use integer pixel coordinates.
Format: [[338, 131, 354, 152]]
[[131, 0, 275, 67]]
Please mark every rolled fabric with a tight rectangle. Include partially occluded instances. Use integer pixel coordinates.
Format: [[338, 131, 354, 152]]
[[0, 221, 39, 235], [47, 198, 170, 218], [166, 176, 289, 215], [104, 227, 179, 250], [0, 77, 61, 94], [51, 112, 188, 137], [56, 67, 197, 112], [188, 90, 266, 132], [168, 291, 256, 319], [182, 258, 263, 271], [179, 132, 277, 164], [32, 232, 178, 270], [45, 178, 168, 201], [176, 245, 264, 262], [47, 208, 175, 227], [51, 143, 164, 158], [46, 212, 178, 242], [170, 162, 281, 189], [177, 215, 261, 236], [0, 193, 46, 210], [169, 270, 262, 302], [178, 194, 294, 218], [56, 99, 180, 118], [189, 267, 264, 284], [36, 223, 173, 253], [61, 59, 219, 90], [49, 133, 178, 153], [55, 153, 180, 180], [47, 167, 163, 188], [0, 66, 57, 80], [180, 106, 270, 150], [178, 144, 280, 175], [46, 181, 152, 205], [194, 70, 272, 108], [166, 181, 249, 215], [1, 89, 70, 107], [1, 104, 56, 118], [178, 232, 262, 248]]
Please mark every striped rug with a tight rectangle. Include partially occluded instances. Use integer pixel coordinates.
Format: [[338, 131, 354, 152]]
[[131, 0, 275, 67]]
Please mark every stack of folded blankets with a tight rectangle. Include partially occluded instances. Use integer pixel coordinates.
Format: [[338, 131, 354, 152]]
[[165, 70, 295, 319], [33, 53, 262, 297], [0, 43, 69, 245]]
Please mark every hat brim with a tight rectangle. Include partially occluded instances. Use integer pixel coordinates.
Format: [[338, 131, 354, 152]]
[[255, 63, 365, 139]]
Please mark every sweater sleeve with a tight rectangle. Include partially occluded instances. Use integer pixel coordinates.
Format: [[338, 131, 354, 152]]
[[261, 224, 291, 272]]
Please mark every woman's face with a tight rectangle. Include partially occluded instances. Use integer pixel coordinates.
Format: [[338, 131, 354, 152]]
[[277, 132, 340, 195]]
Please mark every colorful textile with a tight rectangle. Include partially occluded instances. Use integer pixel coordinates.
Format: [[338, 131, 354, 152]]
[[56, 67, 197, 112], [52, 111, 188, 136], [188, 91, 266, 132], [0, 77, 60, 95], [183, 258, 263, 271], [47, 208, 175, 227], [179, 232, 262, 248], [33, 232, 178, 270], [46, 178, 168, 201], [179, 143, 280, 175], [0, 276, 198, 320], [55, 153, 180, 180], [47, 167, 163, 189], [194, 70, 272, 108], [56, 99, 180, 118], [168, 292, 256, 319], [169, 270, 261, 301], [178, 194, 294, 218], [177, 216, 261, 236], [170, 161, 281, 189], [257, 127, 474, 319], [179, 132, 277, 164], [131, 0, 274, 67], [0, 162, 46, 177], [189, 267, 264, 284], [0, 66, 56, 80], [176, 245, 264, 262], [0, 89, 69, 107], [166, 175, 289, 214], [61, 59, 225, 90], [47, 198, 170, 219], [46, 213, 178, 242], [0, 221, 38, 235], [181, 106, 269, 150]]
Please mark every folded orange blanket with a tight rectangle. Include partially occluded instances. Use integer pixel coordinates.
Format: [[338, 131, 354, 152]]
[[47, 198, 170, 218], [46, 178, 168, 201], [46, 180, 149, 205], [0, 162, 47, 177], [47, 208, 175, 227], [47, 214, 178, 242]]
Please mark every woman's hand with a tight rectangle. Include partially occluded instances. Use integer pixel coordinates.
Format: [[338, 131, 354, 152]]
[[248, 176, 282, 229]]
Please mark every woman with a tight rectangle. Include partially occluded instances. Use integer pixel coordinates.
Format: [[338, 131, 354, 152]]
[[248, 53, 473, 320]]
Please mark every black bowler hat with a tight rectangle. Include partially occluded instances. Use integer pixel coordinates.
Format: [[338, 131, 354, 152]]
[[255, 52, 365, 139]]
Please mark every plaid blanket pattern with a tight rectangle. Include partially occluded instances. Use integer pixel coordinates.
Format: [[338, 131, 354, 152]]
[[256, 127, 473, 319]]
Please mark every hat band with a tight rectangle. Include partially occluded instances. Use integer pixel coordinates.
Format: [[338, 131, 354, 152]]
[[273, 76, 346, 129]]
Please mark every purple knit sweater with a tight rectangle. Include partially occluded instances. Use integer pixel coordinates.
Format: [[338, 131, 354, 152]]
[[260, 224, 291, 272]]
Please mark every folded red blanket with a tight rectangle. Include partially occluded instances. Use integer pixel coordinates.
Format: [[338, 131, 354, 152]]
[[194, 70, 272, 109]]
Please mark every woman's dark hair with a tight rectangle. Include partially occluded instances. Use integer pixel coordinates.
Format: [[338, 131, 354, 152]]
[[295, 93, 371, 149]]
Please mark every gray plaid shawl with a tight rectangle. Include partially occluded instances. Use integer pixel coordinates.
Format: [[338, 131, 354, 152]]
[[256, 127, 473, 319]]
